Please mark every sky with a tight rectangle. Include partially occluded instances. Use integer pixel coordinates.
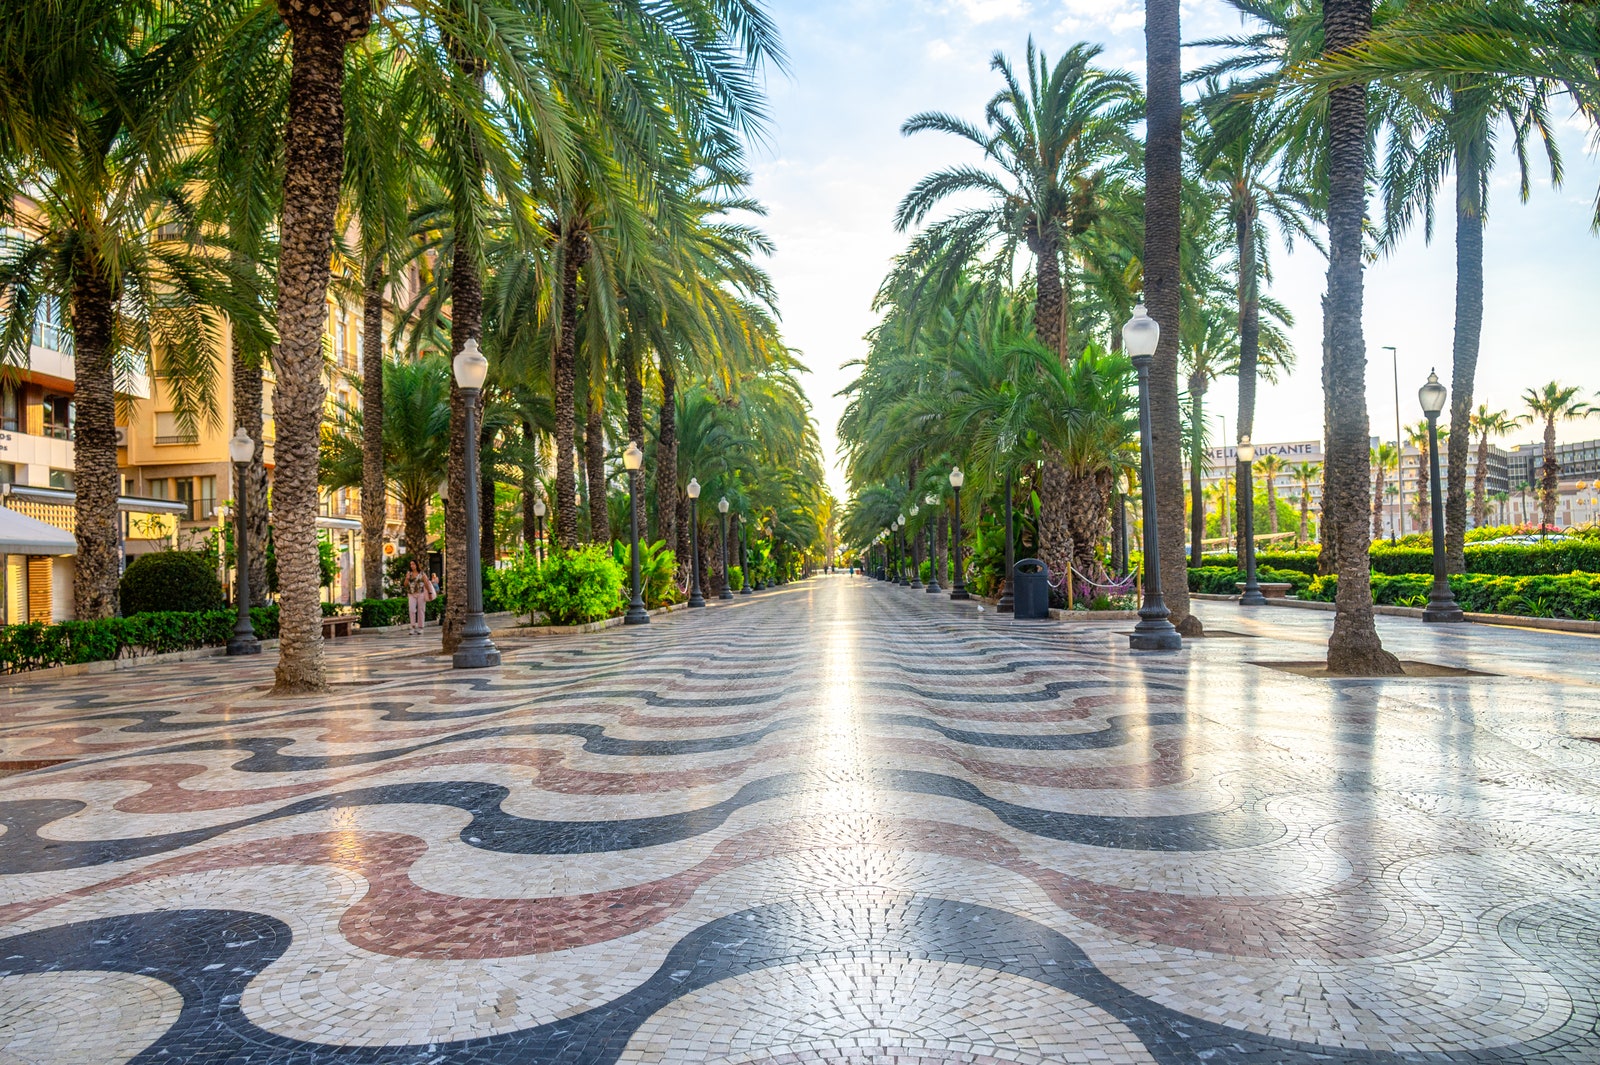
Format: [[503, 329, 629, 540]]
[[741, 0, 1600, 503]]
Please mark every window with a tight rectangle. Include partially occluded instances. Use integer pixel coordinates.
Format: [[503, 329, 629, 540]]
[[334, 314, 349, 368], [196, 475, 216, 519], [0, 384, 16, 432], [146, 478, 169, 500], [49, 468, 73, 490], [31, 295, 71, 353], [154, 411, 197, 445], [0, 463, 13, 485], [42, 393, 73, 440], [175, 477, 194, 517]]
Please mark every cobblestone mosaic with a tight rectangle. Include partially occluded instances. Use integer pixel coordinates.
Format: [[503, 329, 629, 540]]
[[2, 577, 1598, 1062]]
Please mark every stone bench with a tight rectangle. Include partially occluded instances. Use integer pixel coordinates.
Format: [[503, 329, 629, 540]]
[[1236, 582, 1293, 599], [322, 616, 355, 639]]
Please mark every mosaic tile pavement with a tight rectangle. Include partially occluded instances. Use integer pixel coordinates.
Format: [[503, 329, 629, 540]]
[[2, 576, 1598, 1063]]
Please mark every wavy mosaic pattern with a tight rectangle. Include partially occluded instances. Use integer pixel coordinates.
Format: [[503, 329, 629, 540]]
[[3, 578, 1599, 1063]]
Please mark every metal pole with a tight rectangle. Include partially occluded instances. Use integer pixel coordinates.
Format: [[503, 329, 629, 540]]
[[925, 512, 941, 593], [738, 517, 752, 595], [718, 511, 733, 599], [997, 474, 1015, 612], [1129, 354, 1182, 650], [1240, 454, 1265, 606], [687, 497, 705, 607], [1423, 410, 1465, 622], [452, 389, 501, 668], [624, 467, 649, 624], [1386, 345, 1403, 539], [950, 487, 968, 599], [227, 464, 260, 656]]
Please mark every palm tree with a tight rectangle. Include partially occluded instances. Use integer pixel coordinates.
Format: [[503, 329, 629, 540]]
[[1469, 406, 1526, 528], [1370, 443, 1398, 541], [1404, 420, 1439, 534], [1291, 461, 1321, 544], [1255, 453, 1285, 536], [1490, 489, 1510, 525], [1523, 382, 1594, 528]]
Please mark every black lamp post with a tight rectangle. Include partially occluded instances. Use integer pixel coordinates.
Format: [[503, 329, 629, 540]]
[[738, 513, 752, 595], [923, 492, 942, 592], [1420, 370, 1465, 622], [997, 473, 1015, 612], [897, 516, 910, 586], [1123, 304, 1182, 651], [623, 441, 650, 625], [949, 466, 969, 599], [1237, 435, 1266, 606], [532, 497, 545, 565], [686, 478, 706, 607], [908, 504, 923, 588], [717, 496, 733, 599], [452, 339, 502, 668], [226, 428, 260, 656]]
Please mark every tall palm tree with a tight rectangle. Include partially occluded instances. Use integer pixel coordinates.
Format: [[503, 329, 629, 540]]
[[1403, 420, 1437, 534], [1292, 460, 1321, 543], [1255, 453, 1286, 535], [1523, 382, 1594, 528], [1371, 443, 1398, 540], [1469, 405, 1526, 527], [1490, 489, 1510, 525]]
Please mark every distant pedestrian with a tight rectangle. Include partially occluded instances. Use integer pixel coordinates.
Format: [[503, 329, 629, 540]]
[[404, 560, 434, 634]]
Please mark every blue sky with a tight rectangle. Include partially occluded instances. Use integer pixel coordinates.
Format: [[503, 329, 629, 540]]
[[743, 0, 1600, 500]]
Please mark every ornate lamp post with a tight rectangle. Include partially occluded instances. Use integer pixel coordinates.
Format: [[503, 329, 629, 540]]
[[717, 496, 733, 599], [226, 428, 260, 656], [948, 466, 969, 599], [1237, 435, 1266, 606], [532, 497, 546, 565], [686, 478, 706, 607], [738, 509, 752, 595], [908, 504, 923, 588], [1420, 370, 1465, 622], [923, 492, 942, 593], [896, 515, 909, 586], [1123, 304, 1182, 651], [622, 441, 649, 625], [451, 339, 502, 669]]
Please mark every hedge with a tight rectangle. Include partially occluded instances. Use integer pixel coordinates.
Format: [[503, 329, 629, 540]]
[[1300, 572, 1600, 620], [1205, 542, 1600, 578], [120, 551, 225, 615], [1192, 550, 1320, 575], [1189, 566, 1314, 595], [0, 606, 281, 674], [357, 595, 444, 628]]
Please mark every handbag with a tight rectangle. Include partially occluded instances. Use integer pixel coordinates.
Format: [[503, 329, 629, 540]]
[[424, 576, 437, 602]]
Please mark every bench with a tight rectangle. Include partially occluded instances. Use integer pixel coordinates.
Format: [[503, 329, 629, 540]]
[[322, 616, 355, 639], [1236, 582, 1293, 599]]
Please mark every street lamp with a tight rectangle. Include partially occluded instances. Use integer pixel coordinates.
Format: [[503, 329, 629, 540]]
[[686, 478, 706, 607], [737, 506, 753, 596], [622, 441, 649, 625], [997, 472, 1015, 612], [532, 497, 546, 565], [1419, 370, 1464, 622], [1237, 435, 1266, 606], [948, 466, 969, 599], [923, 492, 941, 593], [226, 428, 260, 656], [1122, 304, 1181, 651], [451, 338, 501, 668], [717, 496, 733, 599], [896, 515, 909, 586], [908, 504, 923, 588]]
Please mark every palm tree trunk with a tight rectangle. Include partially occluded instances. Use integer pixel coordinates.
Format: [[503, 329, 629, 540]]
[[1144, 0, 1197, 635], [1188, 375, 1206, 566], [1062, 469, 1113, 587], [69, 261, 119, 620], [1542, 418, 1558, 528], [1032, 237, 1066, 356], [521, 417, 540, 552], [443, 234, 481, 654], [1234, 210, 1260, 575], [232, 324, 269, 605], [1299, 490, 1310, 544], [272, 0, 368, 693], [552, 226, 587, 548], [404, 495, 427, 573], [585, 393, 609, 543], [359, 260, 386, 600], [1415, 437, 1430, 532], [1473, 433, 1489, 528], [1266, 479, 1279, 535], [936, 507, 948, 584], [1323, 0, 1400, 674], [1445, 114, 1486, 574], [655, 365, 678, 556], [1372, 467, 1385, 541]]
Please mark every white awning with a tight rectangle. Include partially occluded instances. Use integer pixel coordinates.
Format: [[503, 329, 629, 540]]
[[0, 507, 76, 556]]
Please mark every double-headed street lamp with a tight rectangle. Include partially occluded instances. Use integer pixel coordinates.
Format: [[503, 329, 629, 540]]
[[1419, 370, 1465, 623], [452, 339, 501, 669], [686, 478, 706, 607], [1123, 304, 1182, 651], [1237, 435, 1266, 606], [948, 466, 969, 600], [622, 441, 650, 625], [717, 496, 734, 599], [532, 497, 546, 565], [226, 427, 260, 656], [923, 492, 942, 593]]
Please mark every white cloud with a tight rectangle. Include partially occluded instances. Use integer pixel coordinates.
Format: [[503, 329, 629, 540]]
[[953, 0, 1030, 24], [1053, 0, 1141, 36], [926, 38, 955, 60]]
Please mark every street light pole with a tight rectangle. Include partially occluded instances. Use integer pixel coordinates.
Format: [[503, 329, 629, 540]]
[[1420, 370, 1465, 622], [997, 473, 1015, 612], [717, 496, 733, 599], [451, 339, 502, 669], [227, 428, 260, 656], [623, 441, 649, 625], [907, 504, 923, 589], [897, 516, 909, 586], [532, 497, 546, 565], [738, 512, 752, 595], [1123, 304, 1182, 651], [949, 466, 969, 599], [686, 478, 706, 607], [1237, 435, 1266, 606], [923, 492, 942, 592]]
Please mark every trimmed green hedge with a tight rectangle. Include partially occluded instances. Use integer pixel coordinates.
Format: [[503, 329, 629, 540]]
[[1301, 571, 1600, 620], [357, 595, 444, 628], [1208, 542, 1600, 578], [119, 551, 225, 615], [0, 606, 281, 674], [1189, 566, 1313, 595], [1193, 551, 1321, 575]]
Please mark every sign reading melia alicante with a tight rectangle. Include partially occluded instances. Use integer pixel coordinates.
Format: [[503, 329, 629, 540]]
[[1204, 440, 1323, 470]]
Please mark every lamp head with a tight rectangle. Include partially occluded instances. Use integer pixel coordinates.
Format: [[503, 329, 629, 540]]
[[718, 496, 729, 514], [687, 477, 701, 500], [924, 493, 937, 506], [1122, 303, 1160, 359], [909, 504, 919, 517], [453, 337, 489, 390], [622, 440, 644, 471], [228, 427, 254, 465], [1419, 370, 1447, 415], [948, 466, 964, 489], [1236, 435, 1255, 464], [533, 498, 546, 518]]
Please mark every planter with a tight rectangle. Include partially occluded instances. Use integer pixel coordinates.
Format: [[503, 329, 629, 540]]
[[1237, 582, 1293, 599]]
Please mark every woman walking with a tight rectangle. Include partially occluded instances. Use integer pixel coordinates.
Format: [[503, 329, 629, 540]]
[[404, 559, 434, 635]]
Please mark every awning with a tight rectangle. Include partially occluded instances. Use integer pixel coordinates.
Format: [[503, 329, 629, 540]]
[[0, 507, 77, 555], [0, 484, 191, 515]]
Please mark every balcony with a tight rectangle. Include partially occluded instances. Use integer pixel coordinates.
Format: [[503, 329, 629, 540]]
[[155, 434, 199, 446]]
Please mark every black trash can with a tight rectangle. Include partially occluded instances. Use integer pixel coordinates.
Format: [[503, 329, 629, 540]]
[[1012, 558, 1050, 619]]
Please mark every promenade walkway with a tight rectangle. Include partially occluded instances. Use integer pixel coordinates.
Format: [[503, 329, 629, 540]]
[[1, 575, 1596, 1063]]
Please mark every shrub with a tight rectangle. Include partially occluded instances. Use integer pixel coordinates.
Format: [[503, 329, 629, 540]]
[[1188, 565, 1311, 595], [610, 541, 682, 608], [120, 552, 225, 616], [0, 606, 280, 674], [511, 545, 625, 625], [728, 564, 744, 592], [358, 598, 408, 628]]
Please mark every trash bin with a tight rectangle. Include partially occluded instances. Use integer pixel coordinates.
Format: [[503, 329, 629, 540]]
[[1012, 558, 1050, 619]]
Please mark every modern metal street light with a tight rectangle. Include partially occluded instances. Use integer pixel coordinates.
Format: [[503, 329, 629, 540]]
[[451, 339, 501, 668], [226, 427, 260, 656], [717, 496, 733, 599], [532, 497, 546, 565], [1419, 370, 1465, 622], [686, 478, 706, 607], [1123, 304, 1182, 651], [923, 492, 942, 593], [1237, 435, 1266, 606], [948, 466, 969, 600], [622, 441, 650, 625]]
